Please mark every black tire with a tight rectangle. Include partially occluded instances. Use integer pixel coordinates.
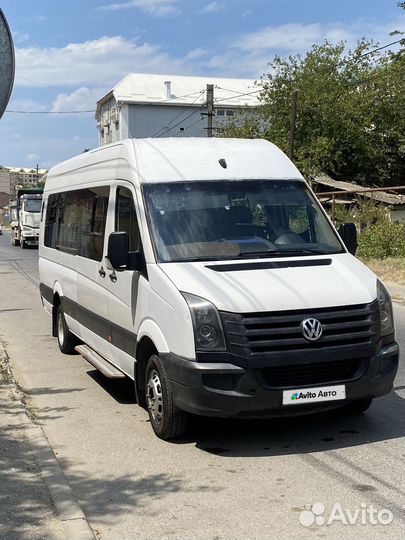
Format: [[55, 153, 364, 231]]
[[343, 397, 373, 415], [56, 305, 78, 354], [21, 239, 26, 249], [145, 354, 187, 440]]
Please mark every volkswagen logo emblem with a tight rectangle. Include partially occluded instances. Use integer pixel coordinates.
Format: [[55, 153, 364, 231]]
[[301, 318, 323, 342]]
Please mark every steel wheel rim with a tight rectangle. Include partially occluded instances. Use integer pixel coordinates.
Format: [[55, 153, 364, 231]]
[[57, 312, 64, 345], [146, 369, 163, 424]]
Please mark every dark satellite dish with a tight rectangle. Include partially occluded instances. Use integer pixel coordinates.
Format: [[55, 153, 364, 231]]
[[0, 9, 15, 119]]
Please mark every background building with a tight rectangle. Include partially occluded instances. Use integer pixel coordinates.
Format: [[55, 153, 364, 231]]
[[0, 165, 47, 197], [8, 166, 47, 194], [95, 73, 260, 146], [0, 164, 10, 194]]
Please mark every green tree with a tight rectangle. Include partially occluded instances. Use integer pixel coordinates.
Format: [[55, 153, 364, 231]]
[[223, 39, 405, 186]]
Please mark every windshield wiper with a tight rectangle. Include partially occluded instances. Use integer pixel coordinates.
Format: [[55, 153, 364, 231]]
[[169, 256, 228, 262], [237, 248, 331, 258]]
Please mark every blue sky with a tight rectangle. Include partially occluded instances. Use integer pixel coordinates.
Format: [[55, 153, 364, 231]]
[[0, 0, 402, 169]]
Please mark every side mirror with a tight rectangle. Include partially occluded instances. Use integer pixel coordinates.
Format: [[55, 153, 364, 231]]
[[338, 223, 357, 255], [107, 232, 129, 269], [128, 251, 147, 274]]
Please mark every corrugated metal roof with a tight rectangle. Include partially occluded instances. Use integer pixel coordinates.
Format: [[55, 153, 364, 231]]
[[96, 73, 260, 116], [313, 174, 405, 206]]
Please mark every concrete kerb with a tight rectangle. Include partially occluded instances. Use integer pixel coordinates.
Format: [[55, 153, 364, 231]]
[[0, 345, 96, 540]]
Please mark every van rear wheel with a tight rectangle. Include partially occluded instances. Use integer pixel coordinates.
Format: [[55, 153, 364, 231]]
[[56, 305, 78, 354], [145, 354, 187, 440]]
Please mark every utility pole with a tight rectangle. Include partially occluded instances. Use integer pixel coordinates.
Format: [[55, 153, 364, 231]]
[[206, 84, 214, 138], [36, 163, 39, 183], [289, 90, 298, 161]]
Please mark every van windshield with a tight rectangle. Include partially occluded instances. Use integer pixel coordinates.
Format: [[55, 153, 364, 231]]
[[142, 180, 344, 262]]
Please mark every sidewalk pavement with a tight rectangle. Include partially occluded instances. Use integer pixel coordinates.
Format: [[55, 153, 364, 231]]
[[0, 376, 66, 540], [0, 347, 96, 540]]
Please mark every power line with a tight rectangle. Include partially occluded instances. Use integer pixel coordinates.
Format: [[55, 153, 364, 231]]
[[5, 109, 95, 114], [353, 38, 404, 60], [216, 85, 261, 94], [213, 88, 262, 104], [155, 105, 205, 138], [182, 115, 205, 132], [6, 89, 206, 116], [151, 91, 205, 137]]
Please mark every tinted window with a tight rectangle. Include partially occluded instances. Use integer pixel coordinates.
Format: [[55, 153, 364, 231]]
[[45, 187, 109, 261], [116, 186, 140, 252]]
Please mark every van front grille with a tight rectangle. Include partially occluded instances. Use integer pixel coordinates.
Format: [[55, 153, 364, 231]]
[[220, 301, 380, 359]]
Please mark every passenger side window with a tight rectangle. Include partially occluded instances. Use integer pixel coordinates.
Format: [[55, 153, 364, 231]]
[[44, 187, 109, 261], [116, 186, 141, 252]]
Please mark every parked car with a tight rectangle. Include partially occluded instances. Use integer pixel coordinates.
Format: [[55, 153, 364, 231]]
[[38, 138, 398, 440]]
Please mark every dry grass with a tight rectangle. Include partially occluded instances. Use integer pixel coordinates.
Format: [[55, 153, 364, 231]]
[[363, 257, 405, 287]]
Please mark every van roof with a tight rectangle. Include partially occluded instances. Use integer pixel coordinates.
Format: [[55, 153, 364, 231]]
[[46, 138, 304, 186]]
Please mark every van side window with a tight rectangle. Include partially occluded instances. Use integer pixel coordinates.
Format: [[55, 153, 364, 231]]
[[116, 187, 141, 252], [44, 187, 110, 261]]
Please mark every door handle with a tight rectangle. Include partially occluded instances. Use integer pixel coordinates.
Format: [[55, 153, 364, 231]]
[[99, 266, 106, 278], [109, 272, 117, 283]]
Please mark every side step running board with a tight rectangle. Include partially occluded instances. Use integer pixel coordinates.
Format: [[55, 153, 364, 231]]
[[75, 345, 125, 379]]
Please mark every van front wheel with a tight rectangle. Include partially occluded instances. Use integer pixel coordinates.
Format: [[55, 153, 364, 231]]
[[56, 305, 78, 354], [145, 354, 187, 440]]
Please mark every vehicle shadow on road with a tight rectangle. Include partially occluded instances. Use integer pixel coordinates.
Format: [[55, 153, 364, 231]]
[[87, 370, 137, 404], [184, 390, 405, 457]]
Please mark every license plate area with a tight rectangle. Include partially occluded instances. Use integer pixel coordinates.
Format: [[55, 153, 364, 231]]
[[283, 385, 346, 405]]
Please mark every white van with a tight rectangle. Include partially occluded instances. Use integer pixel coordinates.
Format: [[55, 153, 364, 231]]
[[39, 138, 399, 439]]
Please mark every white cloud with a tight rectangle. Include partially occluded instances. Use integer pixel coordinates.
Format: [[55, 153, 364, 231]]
[[15, 36, 187, 88], [205, 18, 403, 77], [25, 15, 46, 23], [235, 23, 356, 53], [12, 31, 30, 44], [7, 99, 48, 112], [52, 87, 101, 112], [201, 1, 224, 13], [184, 47, 209, 60], [26, 153, 40, 162], [97, 0, 181, 16], [233, 19, 402, 54]]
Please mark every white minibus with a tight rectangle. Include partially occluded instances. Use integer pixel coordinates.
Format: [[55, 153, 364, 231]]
[[39, 138, 399, 439]]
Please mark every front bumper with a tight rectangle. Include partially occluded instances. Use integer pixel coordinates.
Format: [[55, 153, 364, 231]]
[[162, 342, 399, 417], [21, 234, 39, 244]]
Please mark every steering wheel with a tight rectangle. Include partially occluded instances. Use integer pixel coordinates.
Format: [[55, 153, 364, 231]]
[[274, 232, 306, 245]]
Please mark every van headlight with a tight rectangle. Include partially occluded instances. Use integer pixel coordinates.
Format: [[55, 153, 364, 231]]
[[182, 293, 226, 352], [377, 280, 394, 337]]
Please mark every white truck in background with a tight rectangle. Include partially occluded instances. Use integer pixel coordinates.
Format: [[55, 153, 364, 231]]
[[10, 187, 43, 248]]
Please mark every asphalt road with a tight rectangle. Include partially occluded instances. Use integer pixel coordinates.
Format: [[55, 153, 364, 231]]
[[0, 229, 404, 540]]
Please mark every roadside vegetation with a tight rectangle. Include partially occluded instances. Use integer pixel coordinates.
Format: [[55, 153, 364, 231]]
[[333, 199, 404, 286], [222, 34, 405, 186], [222, 3, 405, 286]]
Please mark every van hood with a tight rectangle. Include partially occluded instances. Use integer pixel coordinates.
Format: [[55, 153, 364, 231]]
[[160, 254, 378, 313]]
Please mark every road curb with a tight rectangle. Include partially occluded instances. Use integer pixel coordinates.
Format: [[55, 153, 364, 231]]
[[0, 346, 96, 540]]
